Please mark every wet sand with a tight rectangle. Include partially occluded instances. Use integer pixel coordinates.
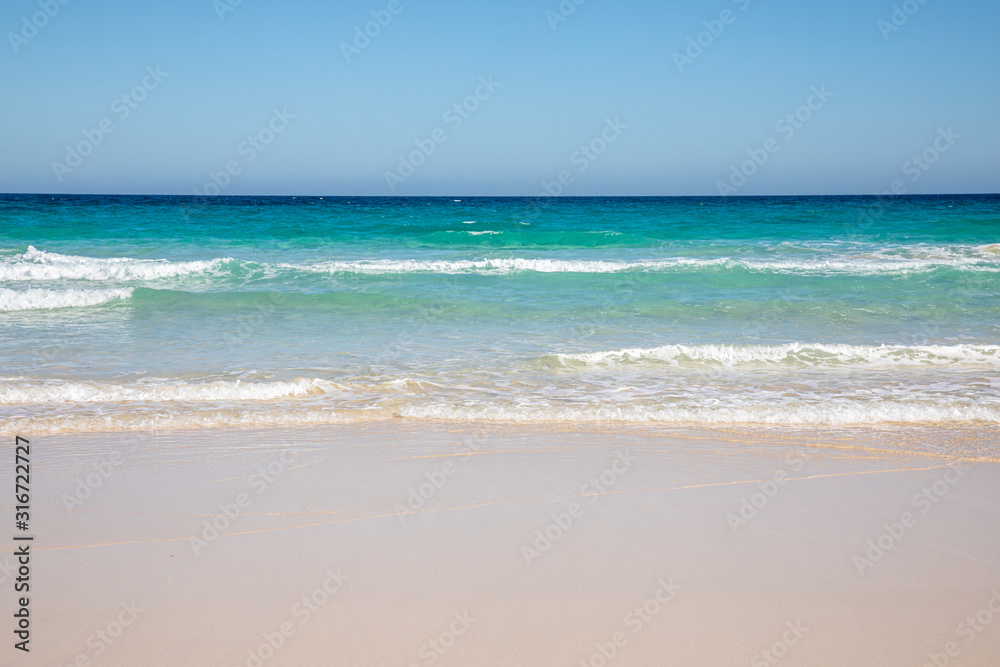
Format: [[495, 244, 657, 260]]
[[7, 422, 1000, 666]]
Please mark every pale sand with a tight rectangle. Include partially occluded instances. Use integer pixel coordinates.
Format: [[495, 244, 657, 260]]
[[7, 422, 1000, 666]]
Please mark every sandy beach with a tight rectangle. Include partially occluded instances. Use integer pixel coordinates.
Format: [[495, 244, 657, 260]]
[[7, 422, 999, 666], [4, 0, 999, 661]]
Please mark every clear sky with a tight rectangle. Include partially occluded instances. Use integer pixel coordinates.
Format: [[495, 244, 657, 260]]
[[1, 0, 998, 196]]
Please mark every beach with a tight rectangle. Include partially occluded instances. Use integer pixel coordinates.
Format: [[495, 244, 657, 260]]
[[9, 422, 999, 665], [4, 0, 999, 659]]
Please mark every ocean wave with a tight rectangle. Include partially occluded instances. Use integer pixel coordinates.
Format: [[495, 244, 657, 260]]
[[297, 257, 691, 274], [0, 287, 133, 311], [541, 343, 1000, 369], [0, 377, 340, 404], [295, 255, 999, 276], [0, 247, 230, 282], [5, 246, 997, 284]]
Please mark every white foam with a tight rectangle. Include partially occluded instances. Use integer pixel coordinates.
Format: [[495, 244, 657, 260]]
[[396, 401, 1000, 425], [0, 247, 228, 282], [545, 343, 1000, 369], [295, 255, 999, 276], [299, 258, 701, 275], [0, 408, 360, 435], [0, 378, 340, 404], [2, 377, 997, 430], [2, 399, 996, 434], [0, 287, 133, 311], [7, 246, 995, 284]]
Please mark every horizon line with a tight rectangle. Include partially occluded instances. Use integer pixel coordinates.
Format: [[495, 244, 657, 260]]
[[2, 192, 999, 199]]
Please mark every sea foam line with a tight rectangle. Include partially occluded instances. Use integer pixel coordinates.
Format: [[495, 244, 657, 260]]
[[5, 246, 998, 283], [0, 377, 340, 404], [0, 247, 229, 282], [3, 398, 997, 434], [295, 255, 999, 276], [543, 343, 1000, 369], [0, 287, 133, 312], [0, 409, 359, 435], [396, 401, 1000, 425]]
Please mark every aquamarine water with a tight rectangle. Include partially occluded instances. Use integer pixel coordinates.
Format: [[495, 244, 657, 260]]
[[1, 194, 998, 432]]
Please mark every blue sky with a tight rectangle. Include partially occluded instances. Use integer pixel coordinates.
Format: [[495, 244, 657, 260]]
[[1, 0, 997, 195]]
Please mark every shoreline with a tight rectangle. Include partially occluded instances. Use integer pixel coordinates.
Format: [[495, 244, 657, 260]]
[[4, 415, 999, 442]]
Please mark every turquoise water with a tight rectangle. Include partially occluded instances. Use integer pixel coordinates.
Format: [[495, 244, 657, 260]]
[[1, 194, 998, 432]]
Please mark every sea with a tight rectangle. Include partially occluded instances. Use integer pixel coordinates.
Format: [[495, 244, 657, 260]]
[[1, 194, 998, 434]]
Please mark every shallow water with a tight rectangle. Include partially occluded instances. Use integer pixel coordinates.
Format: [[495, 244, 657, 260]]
[[2, 194, 998, 431]]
